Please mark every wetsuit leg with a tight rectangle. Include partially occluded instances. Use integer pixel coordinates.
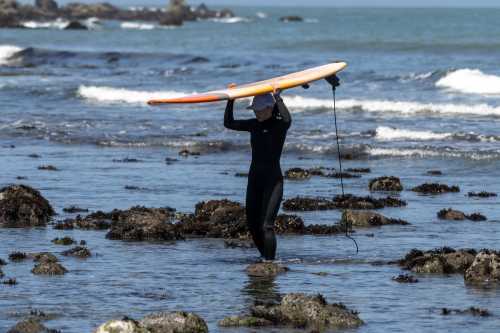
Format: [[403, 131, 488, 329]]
[[246, 175, 265, 254], [259, 179, 284, 260]]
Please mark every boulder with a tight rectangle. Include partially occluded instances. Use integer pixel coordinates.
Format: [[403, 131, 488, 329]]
[[368, 176, 403, 191], [62, 246, 91, 258], [64, 21, 87, 30], [35, 0, 58, 12], [51, 236, 75, 245], [464, 250, 500, 286], [106, 206, 182, 241], [220, 293, 363, 330], [32, 252, 58, 263], [411, 183, 460, 194], [0, 185, 55, 228], [341, 210, 408, 228], [140, 311, 208, 333], [6, 318, 57, 333], [392, 274, 418, 283], [94, 318, 146, 333], [31, 261, 67, 275], [398, 248, 476, 274], [437, 208, 466, 221], [285, 168, 311, 180], [245, 262, 289, 278]]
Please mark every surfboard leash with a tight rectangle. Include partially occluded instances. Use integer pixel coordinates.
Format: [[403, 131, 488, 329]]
[[328, 75, 359, 254]]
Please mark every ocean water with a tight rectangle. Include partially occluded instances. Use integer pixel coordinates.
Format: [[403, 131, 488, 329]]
[[1, 6, 500, 333]]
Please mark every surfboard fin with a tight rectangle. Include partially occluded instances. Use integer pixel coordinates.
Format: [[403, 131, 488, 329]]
[[302, 83, 310, 89]]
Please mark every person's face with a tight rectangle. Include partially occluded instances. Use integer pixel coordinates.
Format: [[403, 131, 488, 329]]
[[254, 106, 273, 122]]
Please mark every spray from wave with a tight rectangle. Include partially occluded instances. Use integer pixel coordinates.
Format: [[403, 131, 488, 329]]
[[0, 45, 23, 66], [436, 69, 500, 95]]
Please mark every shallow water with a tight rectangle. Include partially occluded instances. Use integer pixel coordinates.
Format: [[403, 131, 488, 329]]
[[1, 6, 500, 333]]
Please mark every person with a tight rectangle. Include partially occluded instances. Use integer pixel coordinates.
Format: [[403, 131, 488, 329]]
[[224, 90, 291, 261]]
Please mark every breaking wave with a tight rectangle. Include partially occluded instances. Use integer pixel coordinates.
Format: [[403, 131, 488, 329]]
[[436, 69, 500, 95], [77, 85, 192, 104], [375, 126, 451, 141], [121, 22, 156, 30], [0, 45, 24, 66], [209, 17, 251, 23]]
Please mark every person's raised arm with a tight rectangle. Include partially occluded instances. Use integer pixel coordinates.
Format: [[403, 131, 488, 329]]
[[224, 99, 254, 132], [274, 92, 291, 128]]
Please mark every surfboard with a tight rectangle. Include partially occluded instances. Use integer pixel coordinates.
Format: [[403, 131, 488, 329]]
[[147, 61, 347, 105]]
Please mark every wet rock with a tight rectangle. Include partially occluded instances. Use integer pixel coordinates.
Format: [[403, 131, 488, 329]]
[[0, 268, 3, 278], [31, 261, 67, 275], [245, 262, 289, 278], [280, 15, 303, 22], [106, 207, 181, 241], [464, 250, 500, 286], [16, 176, 28, 180], [140, 311, 208, 333], [37, 165, 59, 171], [0, 258, 7, 265], [221, 293, 363, 330], [224, 239, 254, 248], [398, 248, 476, 274], [346, 168, 371, 173], [369, 176, 403, 191], [285, 168, 311, 180], [340, 210, 409, 228], [62, 206, 88, 213], [32, 252, 58, 263], [112, 158, 142, 163], [62, 246, 91, 258], [275, 214, 305, 234], [305, 224, 343, 235], [427, 170, 443, 176], [234, 172, 248, 178], [437, 209, 487, 221], [441, 307, 490, 317], [411, 183, 460, 194], [178, 149, 200, 157], [94, 317, 145, 333], [325, 172, 361, 179], [3, 278, 17, 285], [28, 154, 41, 159], [308, 166, 334, 176], [468, 191, 497, 198], [165, 157, 179, 165], [6, 318, 57, 333], [219, 316, 272, 327], [0, 185, 55, 228], [392, 274, 418, 283], [9, 252, 28, 262], [283, 195, 406, 212], [51, 236, 75, 245]]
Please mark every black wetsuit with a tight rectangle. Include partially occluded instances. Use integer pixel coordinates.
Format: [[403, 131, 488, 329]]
[[224, 96, 291, 260]]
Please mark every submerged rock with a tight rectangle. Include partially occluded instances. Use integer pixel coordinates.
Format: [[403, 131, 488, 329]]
[[106, 206, 182, 241], [369, 176, 403, 191], [0, 185, 55, 228], [468, 191, 497, 198], [398, 248, 476, 274], [283, 195, 406, 211], [3, 278, 17, 285], [31, 261, 67, 275], [441, 307, 490, 317], [464, 250, 500, 286], [7, 318, 57, 333], [37, 165, 59, 171], [245, 262, 289, 278], [392, 274, 418, 283], [284, 168, 311, 180], [62, 206, 89, 213], [62, 246, 91, 258], [51, 236, 75, 245], [224, 239, 254, 248], [437, 209, 487, 222], [9, 251, 28, 262], [346, 168, 371, 173], [411, 183, 460, 194], [340, 210, 409, 228], [140, 311, 208, 333], [280, 15, 303, 22], [220, 293, 363, 330], [427, 170, 443, 176]]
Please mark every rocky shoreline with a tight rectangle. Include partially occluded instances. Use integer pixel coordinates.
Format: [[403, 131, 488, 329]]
[[0, 0, 234, 29]]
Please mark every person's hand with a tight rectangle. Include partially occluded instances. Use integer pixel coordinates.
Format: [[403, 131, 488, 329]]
[[325, 75, 340, 88], [271, 85, 282, 97]]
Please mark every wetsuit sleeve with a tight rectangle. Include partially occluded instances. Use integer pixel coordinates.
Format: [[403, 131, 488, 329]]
[[274, 95, 292, 129], [224, 100, 254, 132]]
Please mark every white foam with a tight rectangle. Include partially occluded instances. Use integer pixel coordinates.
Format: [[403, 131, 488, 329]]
[[436, 69, 500, 95], [210, 17, 250, 23], [368, 147, 498, 160], [121, 22, 155, 30], [375, 126, 451, 141], [0, 45, 23, 66], [256, 12, 268, 19], [77, 86, 192, 104], [21, 18, 69, 29], [284, 96, 500, 117]]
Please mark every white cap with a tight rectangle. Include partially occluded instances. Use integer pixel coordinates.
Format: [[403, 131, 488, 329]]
[[247, 93, 275, 111]]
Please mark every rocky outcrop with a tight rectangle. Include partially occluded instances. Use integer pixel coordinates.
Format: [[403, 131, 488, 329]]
[[398, 248, 477, 274], [283, 195, 406, 212], [106, 206, 182, 241], [245, 262, 289, 278], [340, 210, 409, 228], [219, 293, 363, 330], [31, 261, 67, 275], [411, 183, 460, 194], [437, 208, 487, 222], [0, 185, 55, 228], [368, 176, 403, 191], [6, 318, 58, 333], [464, 250, 500, 286], [140, 311, 208, 333]]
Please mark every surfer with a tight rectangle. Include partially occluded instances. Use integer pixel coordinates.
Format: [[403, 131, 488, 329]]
[[224, 90, 291, 261]]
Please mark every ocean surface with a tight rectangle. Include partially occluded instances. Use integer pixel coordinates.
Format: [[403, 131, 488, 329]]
[[1, 6, 500, 333]]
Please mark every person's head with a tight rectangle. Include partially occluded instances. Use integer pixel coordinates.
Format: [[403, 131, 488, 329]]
[[247, 93, 275, 122]]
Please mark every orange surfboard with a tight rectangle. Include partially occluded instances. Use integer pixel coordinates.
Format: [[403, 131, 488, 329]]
[[148, 61, 347, 105]]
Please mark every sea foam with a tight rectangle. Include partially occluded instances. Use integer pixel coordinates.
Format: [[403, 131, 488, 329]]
[[375, 126, 451, 141], [436, 69, 500, 95]]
